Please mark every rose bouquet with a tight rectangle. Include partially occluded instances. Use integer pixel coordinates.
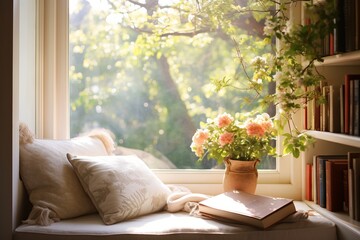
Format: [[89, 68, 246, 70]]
[[190, 112, 276, 164]]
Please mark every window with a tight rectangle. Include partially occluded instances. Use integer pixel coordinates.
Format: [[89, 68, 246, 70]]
[[69, 0, 276, 170], [36, 0, 303, 198]]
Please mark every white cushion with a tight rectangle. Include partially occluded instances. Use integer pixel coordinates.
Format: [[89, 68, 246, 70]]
[[67, 154, 172, 225], [14, 202, 337, 240], [20, 135, 111, 225]]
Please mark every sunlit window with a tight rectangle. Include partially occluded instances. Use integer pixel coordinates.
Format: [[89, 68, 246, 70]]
[[69, 0, 275, 169]]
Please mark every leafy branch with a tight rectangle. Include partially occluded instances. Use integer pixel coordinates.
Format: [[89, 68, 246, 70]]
[[211, 0, 336, 158]]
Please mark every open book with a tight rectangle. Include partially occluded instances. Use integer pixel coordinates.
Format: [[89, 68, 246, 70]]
[[199, 191, 296, 229]]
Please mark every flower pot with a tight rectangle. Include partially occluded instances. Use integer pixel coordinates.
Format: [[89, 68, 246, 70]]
[[223, 158, 259, 194]]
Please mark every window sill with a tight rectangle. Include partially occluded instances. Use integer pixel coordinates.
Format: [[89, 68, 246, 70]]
[[154, 169, 301, 199]]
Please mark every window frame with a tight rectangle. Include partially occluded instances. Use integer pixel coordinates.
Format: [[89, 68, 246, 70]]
[[36, 0, 304, 199]]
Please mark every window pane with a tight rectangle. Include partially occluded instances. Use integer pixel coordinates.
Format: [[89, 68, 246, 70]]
[[69, 0, 275, 169]]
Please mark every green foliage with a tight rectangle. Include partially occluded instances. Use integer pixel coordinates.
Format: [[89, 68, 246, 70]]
[[69, 0, 274, 169], [69, 0, 332, 168], [210, 0, 337, 158]]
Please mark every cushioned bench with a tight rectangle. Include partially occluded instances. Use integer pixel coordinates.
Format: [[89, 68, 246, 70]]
[[14, 201, 336, 240], [15, 125, 337, 240]]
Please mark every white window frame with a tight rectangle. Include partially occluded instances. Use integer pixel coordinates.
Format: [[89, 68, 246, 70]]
[[36, 0, 304, 199]]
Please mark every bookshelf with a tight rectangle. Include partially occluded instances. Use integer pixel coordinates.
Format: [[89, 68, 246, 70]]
[[302, 60, 360, 240], [316, 50, 360, 66], [300, 2, 360, 240], [307, 131, 360, 148]]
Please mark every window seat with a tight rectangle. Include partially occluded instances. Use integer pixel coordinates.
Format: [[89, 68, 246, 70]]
[[14, 201, 336, 240]]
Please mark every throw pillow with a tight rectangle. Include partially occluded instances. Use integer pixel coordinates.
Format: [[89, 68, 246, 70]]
[[19, 123, 114, 225], [67, 154, 171, 225]]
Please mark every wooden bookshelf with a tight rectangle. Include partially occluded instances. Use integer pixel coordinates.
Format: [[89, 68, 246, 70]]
[[303, 48, 360, 240], [307, 131, 360, 148], [318, 50, 360, 66], [301, 1, 360, 240]]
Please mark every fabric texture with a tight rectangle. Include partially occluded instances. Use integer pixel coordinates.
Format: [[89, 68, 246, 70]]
[[19, 125, 114, 226], [14, 201, 336, 240], [67, 154, 172, 225]]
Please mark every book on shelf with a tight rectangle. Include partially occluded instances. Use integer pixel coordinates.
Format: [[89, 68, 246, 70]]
[[305, 84, 322, 131], [321, 85, 341, 133], [351, 78, 360, 136], [340, 84, 345, 133], [343, 0, 359, 52], [305, 86, 314, 130], [313, 0, 360, 55], [343, 168, 349, 213], [325, 159, 348, 212], [304, 86, 308, 130], [348, 152, 360, 221], [311, 153, 360, 219], [305, 163, 313, 201], [313, 154, 347, 207], [198, 191, 296, 229], [304, 74, 360, 135], [321, 86, 330, 132], [344, 74, 360, 135]]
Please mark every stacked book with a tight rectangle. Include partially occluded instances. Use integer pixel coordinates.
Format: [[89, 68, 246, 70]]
[[198, 191, 296, 229], [308, 0, 360, 56], [306, 152, 360, 221], [304, 74, 360, 137]]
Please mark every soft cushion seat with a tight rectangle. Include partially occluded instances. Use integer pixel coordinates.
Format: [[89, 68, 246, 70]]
[[14, 202, 336, 240], [66, 154, 172, 224], [19, 124, 115, 225]]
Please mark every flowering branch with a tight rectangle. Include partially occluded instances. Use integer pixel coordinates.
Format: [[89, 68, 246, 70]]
[[210, 0, 335, 158]]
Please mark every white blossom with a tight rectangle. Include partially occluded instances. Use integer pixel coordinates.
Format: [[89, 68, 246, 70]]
[[263, 17, 276, 36]]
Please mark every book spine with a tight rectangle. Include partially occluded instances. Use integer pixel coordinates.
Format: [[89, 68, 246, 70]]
[[348, 158, 354, 219], [325, 160, 348, 212], [353, 158, 360, 220], [344, 75, 360, 135], [319, 158, 327, 208], [316, 156, 321, 204], [306, 163, 313, 201], [340, 84, 345, 133], [344, 0, 356, 52], [350, 79, 354, 135], [313, 155, 318, 204], [335, 0, 345, 53], [345, 75, 350, 134], [353, 79, 360, 136], [343, 169, 349, 213], [347, 152, 360, 220], [315, 84, 322, 131], [325, 161, 333, 210]]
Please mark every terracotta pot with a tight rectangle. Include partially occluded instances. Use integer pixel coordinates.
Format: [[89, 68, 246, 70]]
[[223, 158, 259, 194]]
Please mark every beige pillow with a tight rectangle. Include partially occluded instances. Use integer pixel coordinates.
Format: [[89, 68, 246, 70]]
[[67, 154, 171, 225], [19, 126, 114, 226]]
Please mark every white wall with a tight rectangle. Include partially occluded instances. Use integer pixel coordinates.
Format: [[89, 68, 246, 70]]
[[19, 0, 36, 131]]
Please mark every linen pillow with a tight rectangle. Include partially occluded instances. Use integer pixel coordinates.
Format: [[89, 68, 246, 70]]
[[66, 154, 172, 225], [19, 124, 114, 226]]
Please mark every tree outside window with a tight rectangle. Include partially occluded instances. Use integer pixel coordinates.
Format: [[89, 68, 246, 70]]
[[69, 0, 275, 169]]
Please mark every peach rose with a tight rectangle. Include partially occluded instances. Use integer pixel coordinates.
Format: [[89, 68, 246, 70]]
[[246, 121, 265, 137], [192, 129, 209, 146], [254, 113, 273, 133], [219, 132, 234, 146], [216, 113, 234, 128], [260, 121, 273, 132], [191, 142, 204, 157]]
